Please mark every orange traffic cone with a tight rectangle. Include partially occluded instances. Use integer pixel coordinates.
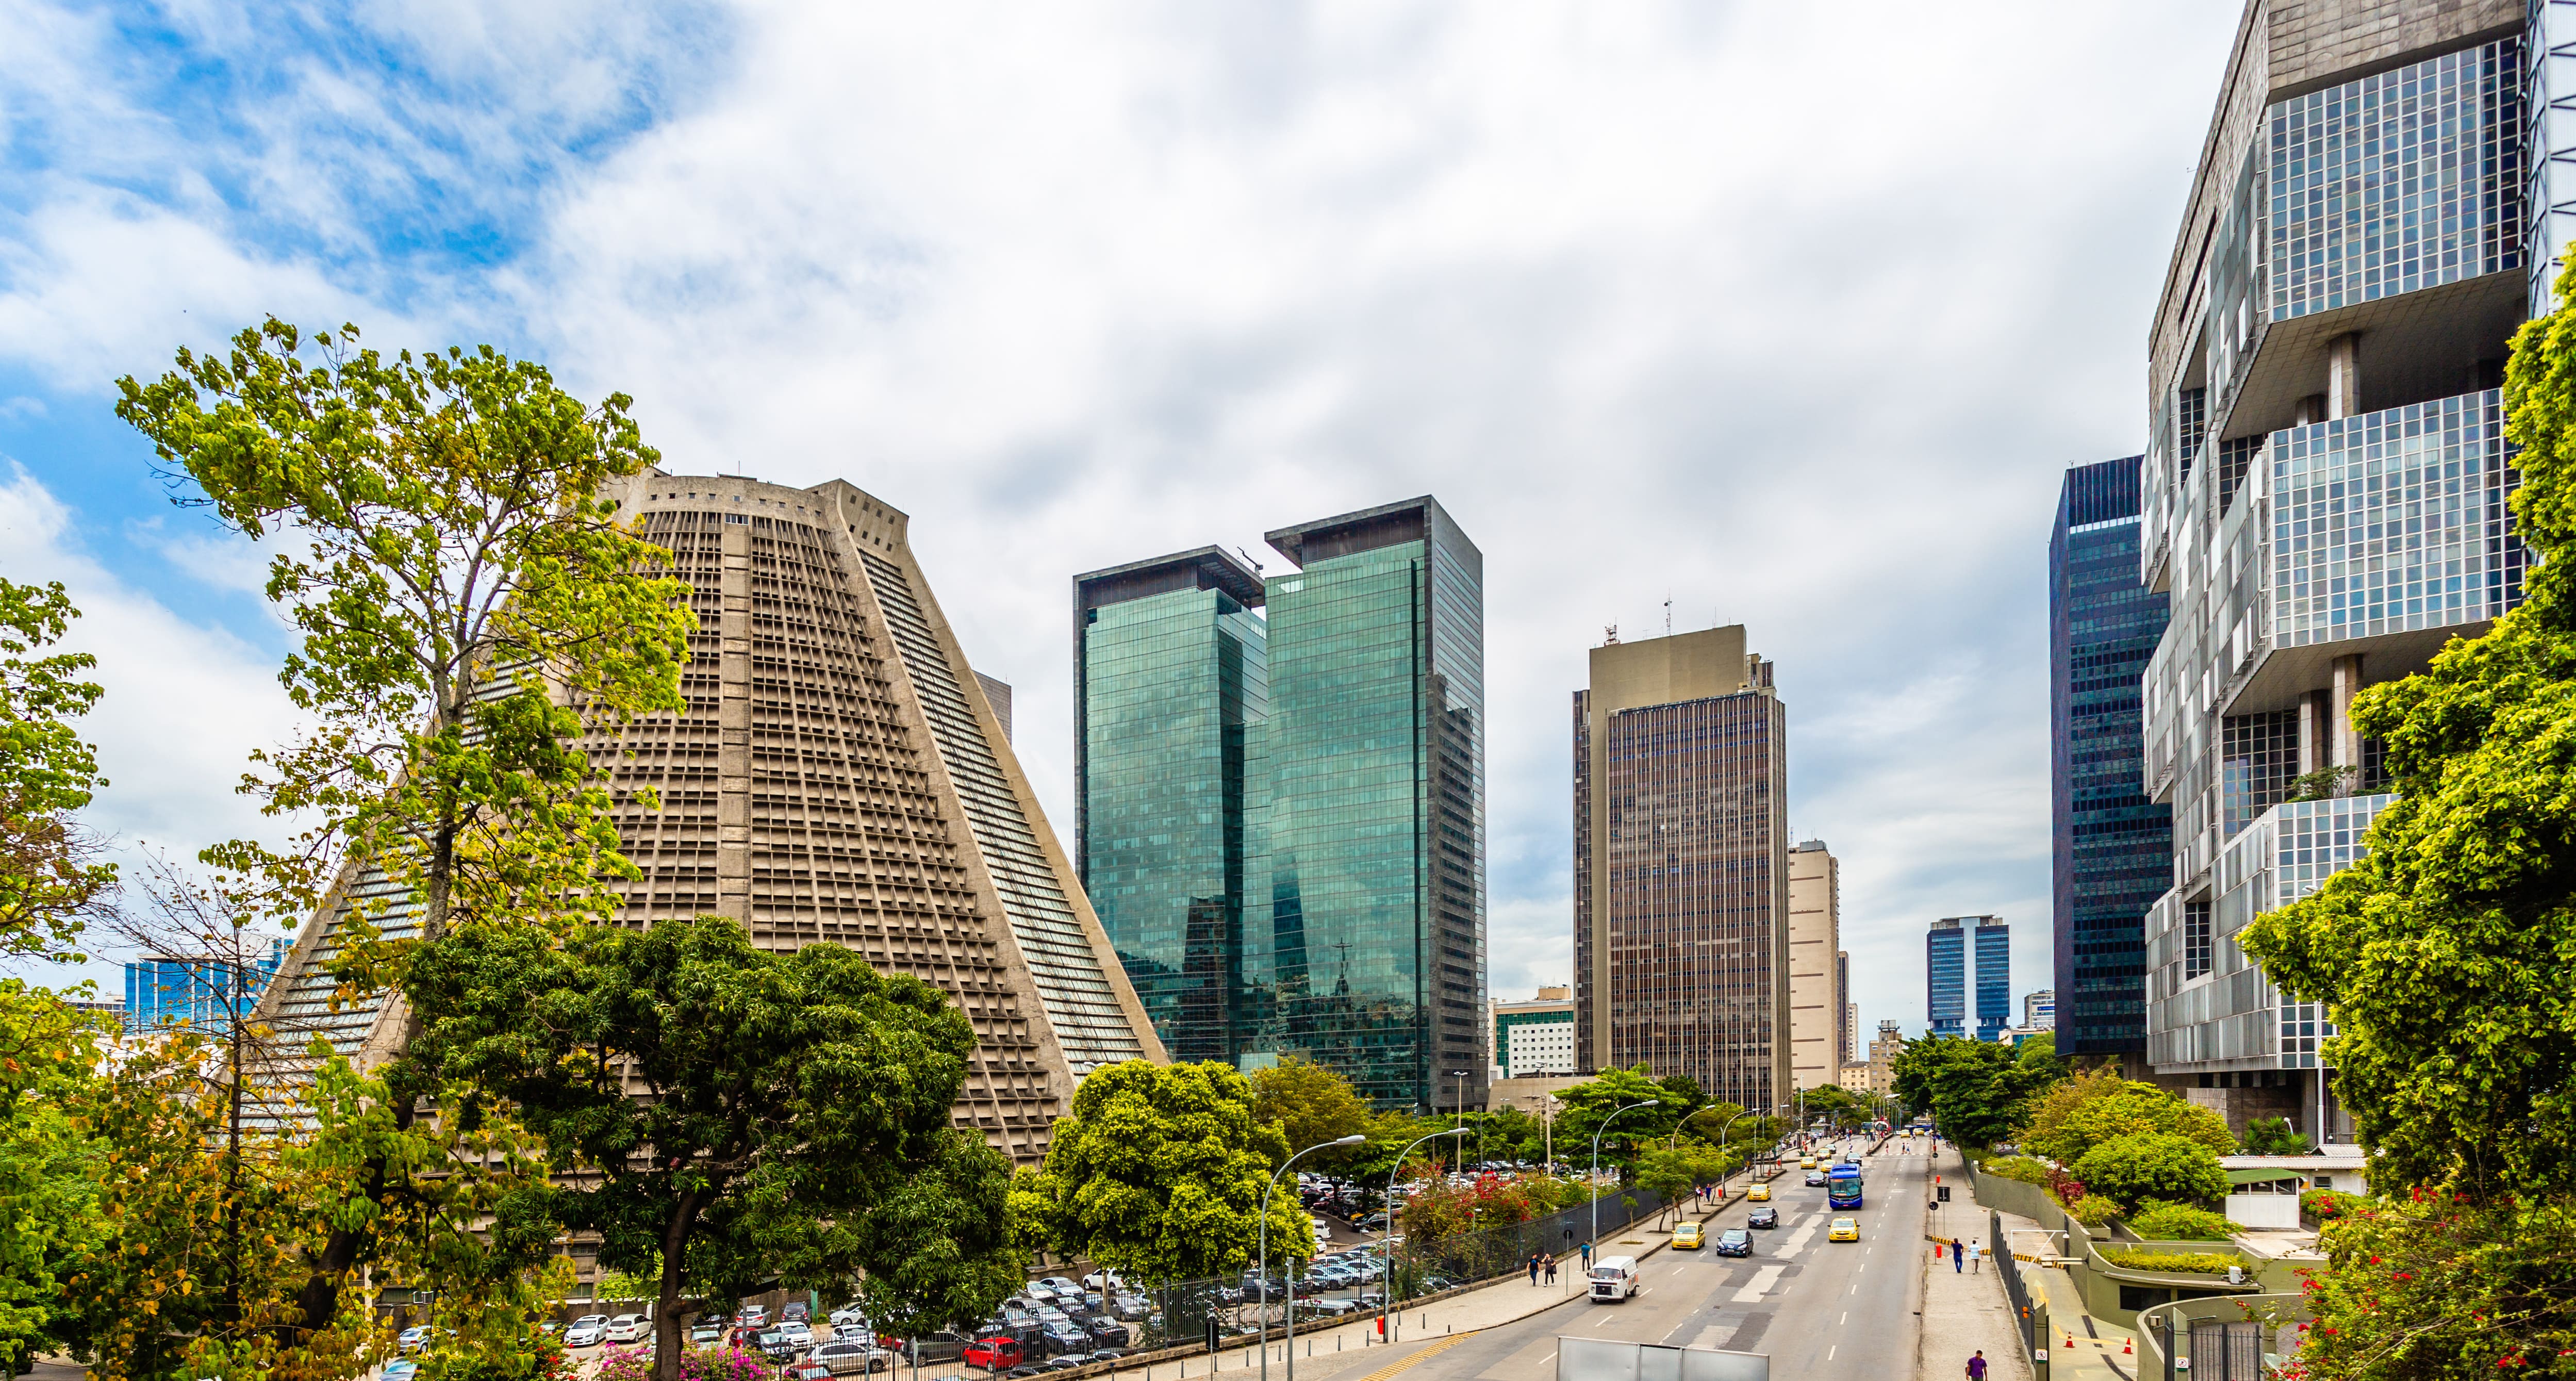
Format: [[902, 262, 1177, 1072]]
[[2063, 1334, 2075, 1350], [2123, 1338, 2134, 1355]]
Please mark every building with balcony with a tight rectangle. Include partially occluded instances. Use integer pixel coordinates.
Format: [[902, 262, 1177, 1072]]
[[1492, 987, 1577, 1079], [2137, 0, 2545, 1141]]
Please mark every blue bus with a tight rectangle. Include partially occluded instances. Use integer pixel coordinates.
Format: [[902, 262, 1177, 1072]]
[[1826, 1163, 1862, 1209]]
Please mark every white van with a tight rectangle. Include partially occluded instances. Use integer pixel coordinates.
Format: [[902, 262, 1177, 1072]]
[[1588, 1256, 1640, 1302]]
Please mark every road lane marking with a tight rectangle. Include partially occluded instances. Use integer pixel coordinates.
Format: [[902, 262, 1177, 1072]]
[[1840, 1313, 1846, 1325], [1827, 1346, 1836, 1361], [1349, 1334, 1465, 1381], [1730, 1265, 1784, 1302]]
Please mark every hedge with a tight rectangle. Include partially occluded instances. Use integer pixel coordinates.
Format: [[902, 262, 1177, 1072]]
[[2099, 1247, 2249, 1276]]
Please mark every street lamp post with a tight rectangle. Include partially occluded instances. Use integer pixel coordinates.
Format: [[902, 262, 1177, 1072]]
[[1588, 1099, 1660, 1260], [1375, 1127, 1467, 1348], [1261, 1133, 1366, 1381], [1448, 1071, 1470, 1177]]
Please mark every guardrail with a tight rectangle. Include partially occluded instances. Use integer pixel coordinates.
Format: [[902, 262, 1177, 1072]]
[[1989, 1207, 2048, 1376]]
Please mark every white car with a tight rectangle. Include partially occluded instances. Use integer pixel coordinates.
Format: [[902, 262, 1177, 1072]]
[[564, 1317, 609, 1347], [830, 1304, 869, 1329], [1082, 1271, 1125, 1290], [778, 1322, 815, 1347], [604, 1315, 649, 1344]]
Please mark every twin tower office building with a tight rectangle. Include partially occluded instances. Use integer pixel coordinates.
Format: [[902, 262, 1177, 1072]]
[[1076, 498, 1489, 1114]]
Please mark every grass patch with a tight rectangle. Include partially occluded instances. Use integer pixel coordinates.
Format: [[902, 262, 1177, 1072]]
[[2100, 1247, 2249, 1276]]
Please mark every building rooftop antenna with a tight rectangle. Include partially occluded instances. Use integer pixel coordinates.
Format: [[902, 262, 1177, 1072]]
[[1664, 596, 1673, 638]]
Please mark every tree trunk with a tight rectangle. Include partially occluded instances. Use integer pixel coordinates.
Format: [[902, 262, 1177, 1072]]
[[655, 1187, 702, 1381]]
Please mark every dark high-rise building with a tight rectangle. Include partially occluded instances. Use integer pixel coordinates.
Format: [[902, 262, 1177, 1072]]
[[1262, 498, 1486, 1113], [2050, 455, 2170, 1061], [1074, 548, 1270, 1065], [1573, 626, 1789, 1114], [1075, 498, 1487, 1113], [1926, 918, 1967, 1038], [1974, 918, 2011, 1043]]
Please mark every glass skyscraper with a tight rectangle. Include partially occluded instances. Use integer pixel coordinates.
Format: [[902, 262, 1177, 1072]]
[[1925, 918, 1966, 1038], [1076, 498, 1487, 1113], [2049, 455, 2170, 1061], [1074, 548, 1271, 1065], [1973, 919, 2010, 1043], [125, 938, 287, 1035]]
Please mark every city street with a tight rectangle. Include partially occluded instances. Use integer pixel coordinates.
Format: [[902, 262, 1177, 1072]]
[[1373, 1146, 1929, 1381]]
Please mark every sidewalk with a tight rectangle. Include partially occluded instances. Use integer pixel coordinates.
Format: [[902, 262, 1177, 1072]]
[[1914, 1146, 2031, 1381], [1988, 1203, 2136, 1381]]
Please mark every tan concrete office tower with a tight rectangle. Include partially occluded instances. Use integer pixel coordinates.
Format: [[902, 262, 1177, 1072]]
[[1787, 840, 1841, 1094], [254, 470, 1163, 1167], [1571, 626, 1789, 1113]]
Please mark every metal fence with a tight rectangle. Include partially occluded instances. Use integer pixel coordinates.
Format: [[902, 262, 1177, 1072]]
[[1989, 1208, 2042, 1361]]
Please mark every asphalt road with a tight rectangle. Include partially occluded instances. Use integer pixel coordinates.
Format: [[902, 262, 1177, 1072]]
[[1401, 1143, 1932, 1381]]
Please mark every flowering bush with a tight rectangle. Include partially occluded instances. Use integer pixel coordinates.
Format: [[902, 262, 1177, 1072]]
[[2299, 1188, 2364, 1221], [595, 1345, 654, 1381], [2284, 1191, 2576, 1376], [679, 1346, 771, 1381], [1399, 1170, 1550, 1242]]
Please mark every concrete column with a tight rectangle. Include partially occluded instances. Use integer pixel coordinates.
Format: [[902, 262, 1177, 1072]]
[[717, 521, 754, 922], [2293, 393, 2328, 426], [2331, 654, 2366, 790], [2326, 334, 2361, 419], [2298, 688, 2332, 776]]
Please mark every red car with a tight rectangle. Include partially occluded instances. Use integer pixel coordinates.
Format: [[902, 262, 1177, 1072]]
[[963, 1337, 1028, 1372]]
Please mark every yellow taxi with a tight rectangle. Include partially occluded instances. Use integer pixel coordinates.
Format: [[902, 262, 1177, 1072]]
[[1799, 1157, 1817, 1170], [1828, 1217, 1860, 1242], [1747, 1183, 1771, 1202], [1672, 1222, 1704, 1249]]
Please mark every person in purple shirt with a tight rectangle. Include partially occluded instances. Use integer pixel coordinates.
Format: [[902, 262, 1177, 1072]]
[[1966, 1350, 1988, 1379]]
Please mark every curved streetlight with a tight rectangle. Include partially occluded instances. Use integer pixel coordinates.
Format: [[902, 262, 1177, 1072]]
[[1374, 1127, 1468, 1347], [1261, 1133, 1367, 1381], [1587, 1100, 1661, 1260]]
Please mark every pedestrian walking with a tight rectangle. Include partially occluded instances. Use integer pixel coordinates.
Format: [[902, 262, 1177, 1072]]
[[1543, 1254, 1558, 1285], [1580, 1241, 1593, 1269], [1952, 1240, 1963, 1273], [1527, 1254, 1541, 1286], [1966, 1350, 1988, 1380], [1970, 1239, 1983, 1273]]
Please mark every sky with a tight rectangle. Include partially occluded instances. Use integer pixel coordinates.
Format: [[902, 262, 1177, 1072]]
[[0, 1, 2242, 1040]]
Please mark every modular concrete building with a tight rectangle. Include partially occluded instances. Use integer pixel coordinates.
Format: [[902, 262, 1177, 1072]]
[[2138, 0, 2546, 1141], [254, 470, 1164, 1168]]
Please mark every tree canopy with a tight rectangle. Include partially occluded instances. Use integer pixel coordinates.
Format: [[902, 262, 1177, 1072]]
[[1010, 1060, 1306, 1284], [1889, 1036, 2060, 1147], [1550, 1066, 1694, 1176], [2015, 1068, 2233, 1166], [0, 578, 114, 963], [2069, 1133, 2228, 1213], [406, 917, 1016, 1377], [1248, 1057, 1370, 1165]]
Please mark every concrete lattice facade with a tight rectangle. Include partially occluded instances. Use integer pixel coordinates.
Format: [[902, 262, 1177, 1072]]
[[1787, 840, 1841, 1094], [256, 470, 1163, 1168]]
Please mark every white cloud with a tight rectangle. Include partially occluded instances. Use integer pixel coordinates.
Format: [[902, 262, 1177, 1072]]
[[0, 466, 304, 988], [0, 0, 2243, 1039]]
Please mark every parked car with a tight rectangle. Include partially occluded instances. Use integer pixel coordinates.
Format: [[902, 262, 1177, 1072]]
[[1081, 1271, 1125, 1291], [740, 1306, 771, 1328], [604, 1316, 649, 1344], [1715, 1229, 1754, 1258], [1036, 1323, 1091, 1357], [1037, 1277, 1083, 1296], [964, 1336, 1029, 1372], [689, 1321, 727, 1345], [397, 1327, 433, 1354], [1747, 1207, 1779, 1229], [756, 1329, 805, 1361], [784, 1303, 812, 1324], [1036, 1356, 1090, 1373], [382, 1363, 419, 1381], [1078, 1318, 1129, 1349], [783, 1361, 833, 1381], [1297, 1298, 1363, 1318], [830, 1304, 869, 1328], [1002, 1367, 1047, 1380], [812, 1341, 893, 1375], [1108, 1295, 1151, 1323], [900, 1331, 976, 1365]]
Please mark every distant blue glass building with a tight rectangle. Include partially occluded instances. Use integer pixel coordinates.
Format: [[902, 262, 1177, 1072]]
[[124, 939, 287, 1034], [1926, 918, 1966, 1038], [2049, 455, 2171, 1060], [1974, 918, 2010, 1042]]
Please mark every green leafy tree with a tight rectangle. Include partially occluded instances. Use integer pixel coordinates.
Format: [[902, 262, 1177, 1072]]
[[0, 983, 108, 1373], [2238, 253, 2576, 1203], [2069, 1133, 2228, 1213], [1632, 1143, 1733, 1226], [403, 916, 1016, 1380], [1799, 1084, 1871, 1133], [1248, 1057, 1370, 1168], [0, 578, 115, 962], [2016, 1068, 2233, 1166], [1009, 1060, 1304, 1287], [2293, 1194, 2576, 1374], [1552, 1066, 1689, 1181], [1889, 1037, 2057, 1148], [114, 319, 696, 1335]]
